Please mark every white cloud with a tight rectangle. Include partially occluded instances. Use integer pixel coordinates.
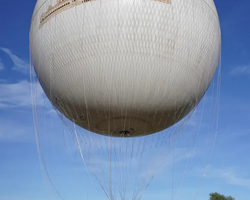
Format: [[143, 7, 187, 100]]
[[0, 80, 46, 108], [230, 65, 250, 76], [0, 59, 4, 70], [0, 47, 30, 73]]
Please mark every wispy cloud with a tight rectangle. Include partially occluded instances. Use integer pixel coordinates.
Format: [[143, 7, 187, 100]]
[[0, 118, 34, 143], [0, 58, 4, 70], [201, 165, 250, 189], [0, 47, 30, 73], [230, 65, 250, 76], [0, 80, 46, 108], [0, 79, 7, 83]]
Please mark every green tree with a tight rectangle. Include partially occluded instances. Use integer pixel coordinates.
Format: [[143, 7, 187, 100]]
[[209, 192, 235, 200]]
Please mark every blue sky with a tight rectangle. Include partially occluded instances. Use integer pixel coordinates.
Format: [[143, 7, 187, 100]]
[[0, 0, 250, 200]]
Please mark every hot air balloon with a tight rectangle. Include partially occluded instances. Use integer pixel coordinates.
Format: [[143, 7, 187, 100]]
[[30, 0, 221, 137], [30, 0, 221, 199]]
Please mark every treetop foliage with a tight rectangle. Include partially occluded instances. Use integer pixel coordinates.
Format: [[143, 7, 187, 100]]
[[209, 192, 235, 200]]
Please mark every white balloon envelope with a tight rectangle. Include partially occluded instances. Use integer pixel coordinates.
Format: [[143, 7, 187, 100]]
[[30, 0, 221, 137]]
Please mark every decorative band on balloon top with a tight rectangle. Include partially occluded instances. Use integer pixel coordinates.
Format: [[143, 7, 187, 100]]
[[39, 0, 171, 28]]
